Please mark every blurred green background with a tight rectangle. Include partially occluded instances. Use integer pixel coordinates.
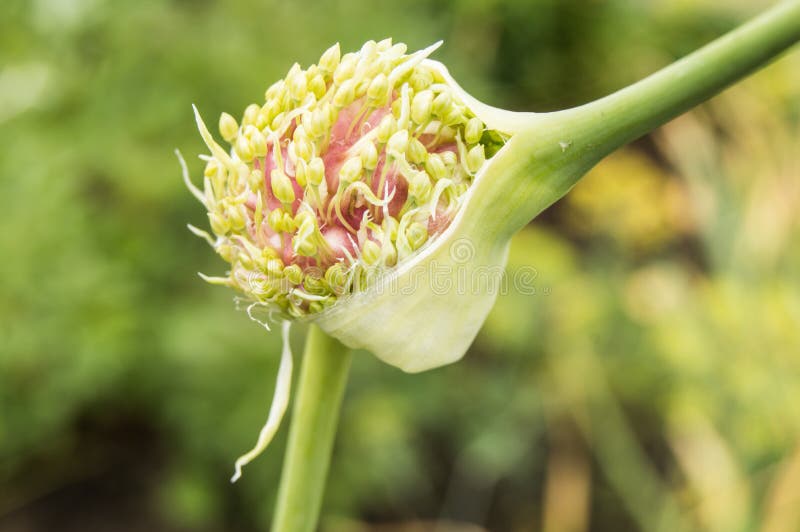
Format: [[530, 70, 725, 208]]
[[1, 0, 799, 530]]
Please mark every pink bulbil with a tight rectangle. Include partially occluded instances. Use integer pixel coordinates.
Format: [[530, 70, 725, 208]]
[[243, 99, 457, 269]]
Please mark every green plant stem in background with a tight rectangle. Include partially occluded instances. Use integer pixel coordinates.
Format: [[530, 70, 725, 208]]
[[561, 0, 800, 155], [272, 326, 351, 532], [497, 0, 800, 237]]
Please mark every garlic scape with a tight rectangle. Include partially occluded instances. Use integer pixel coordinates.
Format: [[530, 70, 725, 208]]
[[183, 38, 517, 479], [184, 0, 800, 487]]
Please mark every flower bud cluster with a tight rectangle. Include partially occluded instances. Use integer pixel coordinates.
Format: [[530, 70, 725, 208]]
[[186, 39, 506, 318]]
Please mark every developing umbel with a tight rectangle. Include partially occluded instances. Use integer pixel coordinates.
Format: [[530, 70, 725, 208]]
[[184, 40, 506, 318]]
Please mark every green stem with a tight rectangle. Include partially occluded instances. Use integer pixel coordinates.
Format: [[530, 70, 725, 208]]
[[272, 325, 352, 532], [559, 0, 800, 154], [497, 0, 800, 235]]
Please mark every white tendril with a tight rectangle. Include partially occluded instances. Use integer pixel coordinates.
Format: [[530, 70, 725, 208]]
[[176, 149, 206, 205], [231, 320, 293, 482]]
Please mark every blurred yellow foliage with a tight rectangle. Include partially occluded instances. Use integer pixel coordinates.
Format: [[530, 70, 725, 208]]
[[564, 149, 690, 253]]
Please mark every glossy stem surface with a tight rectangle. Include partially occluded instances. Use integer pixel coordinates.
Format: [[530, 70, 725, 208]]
[[272, 325, 352, 532]]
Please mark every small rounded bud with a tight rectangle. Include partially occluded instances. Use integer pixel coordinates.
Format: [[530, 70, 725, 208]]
[[219, 112, 239, 142], [204, 158, 221, 178], [319, 43, 341, 74], [385, 42, 407, 59], [208, 212, 230, 235], [411, 90, 434, 125], [409, 67, 433, 92], [308, 106, 331, 138], [271, 170, 296, 204], [304, 274, 328, 295], [256, 107, 271, 129], [384, 216, 399, 240], [339, 157, 363, 185], [359, 40, 378, 63], [409, 171, 432, 201], [262, 99, 279, 122], [376, 38, 392, 52], [466, 144, 486, 174], [294, 159, 308, 187], [425, 153, 447, 180], [407, 222, 429, 250], [265, 258, 284, 276], [218, 244, 236, 262], [250, 128, 268, 157], [307, 157, 325, 186], [367, 73, 389, 104], [268, 209, 285, 232], [292, 126, 314, 162], [442, 105, 465, 126], [301, 111, 314, 135], [288, 71, 308, 101], [354, 79, 370, 99], [407, 137, 427, 164], [270, 112, 286, 131], [325, 101, 338, 123], [309, 74, 327, 99], [235, 135, 254, 162], [354, 78, 375, 100], [264, 80, 284, 102], [261, 246, 279, 260], [361, 141, 379, 170], [333, 54, 357, 85], [361, 240, 381, 265], [236, 162, 250, 183], [325, 264, 347, 293], [229, 205, 247, 231], [242, 103, 260, 126], [284, 264, 303, 285], [294, 237, 317, 257], [282, 211, 297, 232], [384, 241, 398, 266], [292, 137, 313, 162], [441, 150, 458, 168], [292, 124, 307, 144], [249, 169, 263, 190], [387, 129, 409, 155], [391, 98, 402, 117], [286, 62, 302, 80], [376, 115, 397, 144], [259, 247, 278, 267], [294, 209, 316, 227], [238, 252, 255, 270], [432, 92, 452, 117], [439, 125, 456, 142], [465, 117, 484, 145], [333, 79, 356, 108]]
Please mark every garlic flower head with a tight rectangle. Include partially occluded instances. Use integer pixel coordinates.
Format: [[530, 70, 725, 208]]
[[184, 39, 513, 372]]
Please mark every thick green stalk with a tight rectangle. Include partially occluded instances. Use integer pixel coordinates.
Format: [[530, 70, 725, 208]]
[[487, 0, 800, 238], [272, 325, 352, 532], [556, 0, 800, 154]]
